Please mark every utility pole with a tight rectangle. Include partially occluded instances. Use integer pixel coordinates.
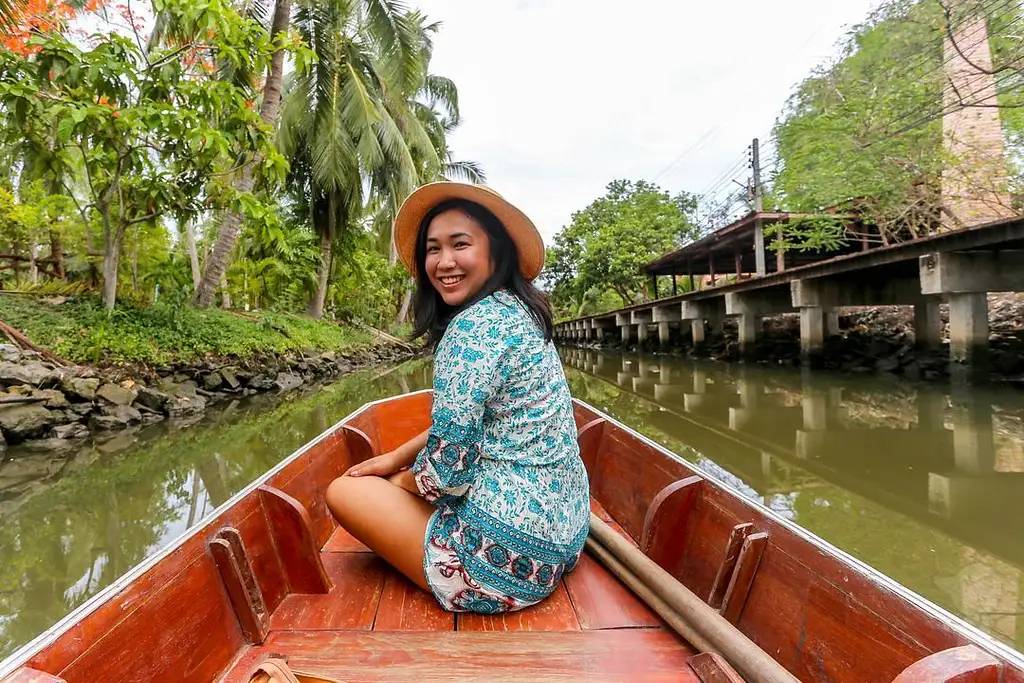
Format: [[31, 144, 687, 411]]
[[751, 138, 766, 276]]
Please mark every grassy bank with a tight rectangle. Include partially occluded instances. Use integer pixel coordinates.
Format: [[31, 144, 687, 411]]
[[0, 294, 371, 366]]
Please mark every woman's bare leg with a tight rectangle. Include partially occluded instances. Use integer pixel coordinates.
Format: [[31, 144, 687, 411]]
[[325, 475, 435, 590]]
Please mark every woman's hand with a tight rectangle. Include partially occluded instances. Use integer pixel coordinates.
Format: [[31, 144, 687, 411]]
[[388, 469, 421, 495], [344, 450, 406, 478]]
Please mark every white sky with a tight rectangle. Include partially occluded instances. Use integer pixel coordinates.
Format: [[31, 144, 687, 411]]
[[414, 0, 882, 243]]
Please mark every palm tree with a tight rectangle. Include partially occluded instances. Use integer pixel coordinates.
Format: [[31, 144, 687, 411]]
[[191, 0, 293, 308], [278, 0, 437, 319]]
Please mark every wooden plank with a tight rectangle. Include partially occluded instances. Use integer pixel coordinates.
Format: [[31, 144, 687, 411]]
[[322, 525, 370, 553], [707, 523, 754, 610], [372, 572, 455, 631], [232, 498, 289, 614], [688, 653, 747, 683], [0, 670, 65, 683], [25, 511, 213, 674], [58, 556, 244, 683], [700, 484, 963, 655], [641, 475, 704, 575], [577, 417, 607, 477], [590, 498, 637, 547], [209, 527, 268, 644], [891, 645, 1001, 683], [342, 424, 375, 465], [269, 553, 386, 631], [791, 580, 929, 683], [219, 630, 700, 683], [457, 581, 581, 632], [719, 532, 768, 625], [563, 552, 661, 630], [275, 454, 335, 553], [258, 485, 331, 594], [373, 392, 432, 453]]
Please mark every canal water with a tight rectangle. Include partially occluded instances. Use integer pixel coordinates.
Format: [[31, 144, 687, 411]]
[[1, 351, 1022, 659]]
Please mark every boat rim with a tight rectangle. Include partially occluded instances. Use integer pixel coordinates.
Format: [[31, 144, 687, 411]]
[[2, 389, 1022, 677]]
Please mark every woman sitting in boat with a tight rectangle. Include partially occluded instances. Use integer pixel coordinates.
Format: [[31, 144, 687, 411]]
[[326, 182, 590, 615]]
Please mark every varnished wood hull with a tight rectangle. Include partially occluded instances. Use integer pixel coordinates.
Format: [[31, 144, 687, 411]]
[[1, 390, 1022, 682]]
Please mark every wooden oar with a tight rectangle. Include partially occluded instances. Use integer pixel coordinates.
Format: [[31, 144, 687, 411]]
[[587, 513, 800, 683]]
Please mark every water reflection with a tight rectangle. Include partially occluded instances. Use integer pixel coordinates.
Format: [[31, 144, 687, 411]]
[[0, 360, 434, 659], [559, 347, 1024, 650]]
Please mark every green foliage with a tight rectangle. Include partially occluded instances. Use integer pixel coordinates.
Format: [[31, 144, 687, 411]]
[[0, 0, 296, 309], [770, 0, 1024, 248], [545, 179, 698, 317], [0, 294, 370, 365], [329, 246, 407, 328]]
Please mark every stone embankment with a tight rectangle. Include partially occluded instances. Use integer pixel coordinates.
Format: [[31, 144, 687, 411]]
[[0, 342, 418, 454]]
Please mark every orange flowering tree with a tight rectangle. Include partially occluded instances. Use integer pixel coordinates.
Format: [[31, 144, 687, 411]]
[[0, 0, 309, 310]]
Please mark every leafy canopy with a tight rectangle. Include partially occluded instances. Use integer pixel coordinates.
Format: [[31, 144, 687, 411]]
[[546, 179, 697, 316]]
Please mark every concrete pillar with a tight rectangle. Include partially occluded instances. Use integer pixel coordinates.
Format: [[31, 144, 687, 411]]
[[595, 327, 605, 342], [951, 390, 995, 473], [800, 306, 826, 359], [658, 322, 672, 346], [637, 323, 649, 344], [948, 292, 989, 369], [737, 315, 762, 359], [621, 325, 634, 345], [914, 299, 943, 349], [690, 320, 705, 345], [826, 310, 840, 337]]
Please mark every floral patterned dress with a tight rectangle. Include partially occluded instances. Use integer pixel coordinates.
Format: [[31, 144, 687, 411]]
[[412, 289, 590, 614]]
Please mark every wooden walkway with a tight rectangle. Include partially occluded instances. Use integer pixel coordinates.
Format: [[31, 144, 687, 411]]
[[556, 214, 1024, 376]]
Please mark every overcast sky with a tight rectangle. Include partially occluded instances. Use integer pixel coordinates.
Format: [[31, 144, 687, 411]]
[[414, 0, 881, 243]]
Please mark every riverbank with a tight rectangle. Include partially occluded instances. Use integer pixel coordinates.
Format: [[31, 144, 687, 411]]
[[564, 293, 1024, 384], [0, 295, 421, 453]]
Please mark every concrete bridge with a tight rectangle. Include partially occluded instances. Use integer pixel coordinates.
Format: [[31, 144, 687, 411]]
[[554, 215, 1024, 376]]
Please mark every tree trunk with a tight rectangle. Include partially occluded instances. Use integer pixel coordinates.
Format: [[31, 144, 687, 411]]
[[101, 230, 122, 310], [183, 222, 201, 290], [220, 274, 232, 309], [28, 243, 38, 285], [396, 287, 412, 325], [49, 231, 64, 278], [308, 231, 332, 320], [130, 231, 139, 293], [191, 0, 292, 308]]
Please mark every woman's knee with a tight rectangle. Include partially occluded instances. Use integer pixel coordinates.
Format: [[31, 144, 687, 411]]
[[326, 475, 381, 521]]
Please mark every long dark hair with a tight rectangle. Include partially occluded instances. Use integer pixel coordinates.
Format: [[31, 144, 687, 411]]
[[410, 198, 554, 348]]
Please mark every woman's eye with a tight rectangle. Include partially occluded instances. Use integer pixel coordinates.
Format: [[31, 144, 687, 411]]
[[455, 241, 469, 249], [426, 245, 439, 254]]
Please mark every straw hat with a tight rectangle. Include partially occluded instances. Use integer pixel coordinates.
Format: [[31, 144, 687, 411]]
[[393, 182, 545, 280]]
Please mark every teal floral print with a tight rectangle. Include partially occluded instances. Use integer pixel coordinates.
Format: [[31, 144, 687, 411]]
[[413, 289, 590, 613]]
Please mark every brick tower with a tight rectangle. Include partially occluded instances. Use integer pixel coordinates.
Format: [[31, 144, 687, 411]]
[[941, 9, 1015, 228]]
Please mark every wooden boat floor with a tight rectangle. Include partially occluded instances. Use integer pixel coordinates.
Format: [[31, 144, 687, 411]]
[[218, 500, 698, 682]]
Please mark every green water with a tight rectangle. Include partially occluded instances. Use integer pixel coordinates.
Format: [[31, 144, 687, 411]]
[[1, 350, 1023, 660]]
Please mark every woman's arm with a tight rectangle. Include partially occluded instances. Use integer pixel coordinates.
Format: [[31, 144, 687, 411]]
[[344, 428, 429, 477]]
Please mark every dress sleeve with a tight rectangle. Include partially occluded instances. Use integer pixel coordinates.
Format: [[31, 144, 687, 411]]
[[412, 313, 510, 503]]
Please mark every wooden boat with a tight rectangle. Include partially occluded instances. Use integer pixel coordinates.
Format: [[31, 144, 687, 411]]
[[1, 390, 1023, 683]]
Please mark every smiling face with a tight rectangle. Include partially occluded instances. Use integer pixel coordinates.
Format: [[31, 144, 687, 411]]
[[424, 208, 494, 307]]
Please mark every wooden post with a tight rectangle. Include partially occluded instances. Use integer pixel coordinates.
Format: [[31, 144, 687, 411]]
[[652, 275, 659, 300], [734, 250, 742, 281], [672, 275, 678, 296], [709, 250, 716, 286], [688, 258, 695, 291]]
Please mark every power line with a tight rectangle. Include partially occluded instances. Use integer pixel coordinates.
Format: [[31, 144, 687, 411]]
[[650, 127, 719, 184]]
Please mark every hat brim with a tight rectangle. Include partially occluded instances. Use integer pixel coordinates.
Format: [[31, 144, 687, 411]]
[[393, 182, 545, 281]]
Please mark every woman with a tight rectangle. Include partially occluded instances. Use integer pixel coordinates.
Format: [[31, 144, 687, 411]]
[[326, 182, 589, 614]]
